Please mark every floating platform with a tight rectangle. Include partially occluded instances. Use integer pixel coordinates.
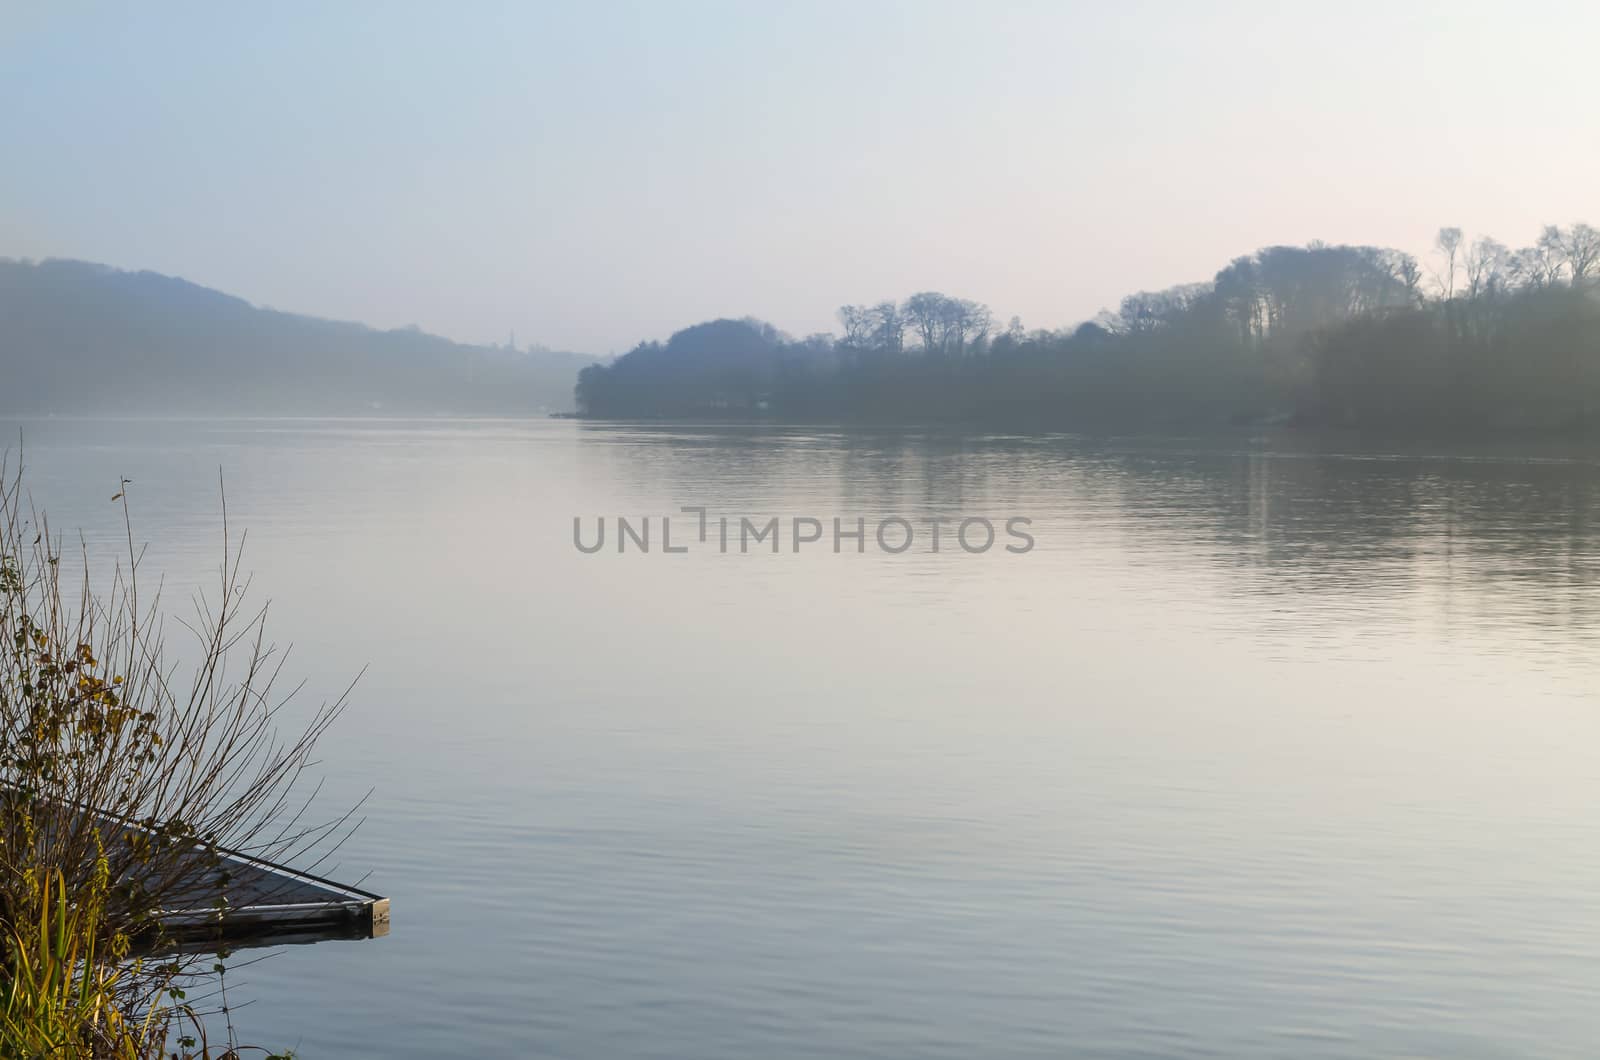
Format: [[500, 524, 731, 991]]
[[157, 844, 390, 947], [35, 795, 391, 950]]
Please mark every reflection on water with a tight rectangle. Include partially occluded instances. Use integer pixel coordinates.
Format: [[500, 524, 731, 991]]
[[6, 417, 1600, 1058], [582, 423, 1600, 633]]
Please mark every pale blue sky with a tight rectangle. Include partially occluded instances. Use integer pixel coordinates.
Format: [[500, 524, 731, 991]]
[[3, 1, 1597, 353]]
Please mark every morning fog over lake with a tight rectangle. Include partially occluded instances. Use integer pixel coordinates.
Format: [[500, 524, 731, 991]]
[[6, 418, 1600, 1057], [5, 3, 1600, 1057]]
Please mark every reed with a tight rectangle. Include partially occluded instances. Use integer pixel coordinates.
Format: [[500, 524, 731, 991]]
[[0, 454, 348, 1056]]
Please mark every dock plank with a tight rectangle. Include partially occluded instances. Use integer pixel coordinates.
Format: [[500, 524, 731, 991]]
[[56, 798, 390, 947]]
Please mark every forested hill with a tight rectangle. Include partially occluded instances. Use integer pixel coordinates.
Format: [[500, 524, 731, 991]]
[[578, 225, 1600, 433], [0, 258, 594, 415]]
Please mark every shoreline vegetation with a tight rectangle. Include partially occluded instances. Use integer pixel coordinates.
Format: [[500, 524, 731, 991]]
[[0, 462, 352, 1058], [576, 225, 1600, 435]]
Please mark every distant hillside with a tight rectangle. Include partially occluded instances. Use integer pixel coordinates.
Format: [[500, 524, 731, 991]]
[[0, 259, 595, 415]]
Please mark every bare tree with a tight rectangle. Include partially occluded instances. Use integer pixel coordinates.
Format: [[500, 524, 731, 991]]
[[838, 302, 907, 356], [1537, 226, 1570, 285], [1116, 283, 1214, 333], [1558, 222, 1600, 286], [898, 293, 991, 357], [837, 305, 876, 349], [1464, 236, 1508, 300], [869, 300, 905, 354], [951, 298, 993, 355], [1383, 250, 1424, 305], [1432, 227, 1463, 299], [902, 292, 948, 355], [1507, 229, 1567, 289]]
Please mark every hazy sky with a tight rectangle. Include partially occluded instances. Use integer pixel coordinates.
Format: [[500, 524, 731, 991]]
[[4, 1, 1598, 355]]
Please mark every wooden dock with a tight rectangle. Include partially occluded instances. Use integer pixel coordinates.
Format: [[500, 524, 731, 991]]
[[155, 844, 390, 946], [30, 794, 391, 949]]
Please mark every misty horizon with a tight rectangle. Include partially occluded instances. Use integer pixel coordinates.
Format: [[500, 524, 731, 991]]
[[9, 205, 1592, 362], [6, 3, 1599, 354]]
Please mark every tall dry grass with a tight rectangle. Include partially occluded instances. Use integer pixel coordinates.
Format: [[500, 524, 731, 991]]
[[0, 455, 355, 1056]]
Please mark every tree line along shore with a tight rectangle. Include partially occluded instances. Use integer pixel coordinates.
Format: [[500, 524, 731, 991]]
[[577, 224, 1600, 434]]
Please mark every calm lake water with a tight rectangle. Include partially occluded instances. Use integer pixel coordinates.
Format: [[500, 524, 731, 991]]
[[6, 417, 1600, 1058]]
